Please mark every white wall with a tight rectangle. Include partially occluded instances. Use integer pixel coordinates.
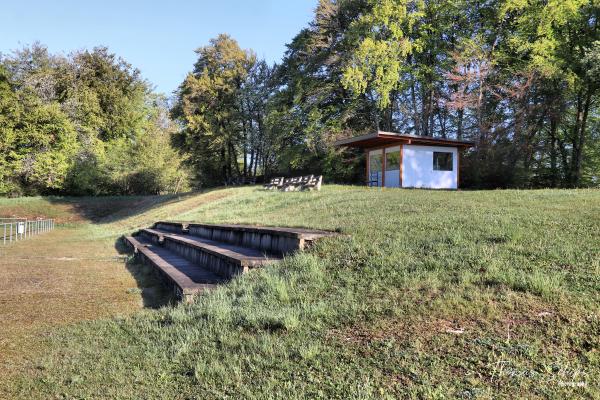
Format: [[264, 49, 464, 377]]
[[402, 145, 458, 189]]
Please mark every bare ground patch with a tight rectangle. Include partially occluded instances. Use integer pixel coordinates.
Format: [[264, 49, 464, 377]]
[[0, 227, 147, 395]]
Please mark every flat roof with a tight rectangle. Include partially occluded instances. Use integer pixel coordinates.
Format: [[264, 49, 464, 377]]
[[334, 130, 475, 148]]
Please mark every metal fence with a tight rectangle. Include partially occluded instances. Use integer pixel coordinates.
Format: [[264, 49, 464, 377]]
[[1, 218, 55, 245]]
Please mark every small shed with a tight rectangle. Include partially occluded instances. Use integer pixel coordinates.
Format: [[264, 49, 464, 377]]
[[335, 131, 474, 189]]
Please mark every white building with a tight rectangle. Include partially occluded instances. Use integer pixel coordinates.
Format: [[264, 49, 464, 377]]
[[335, 131, 474, 189]]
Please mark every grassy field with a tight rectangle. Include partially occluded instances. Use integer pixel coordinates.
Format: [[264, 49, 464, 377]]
[[1, 187, 599, 399]]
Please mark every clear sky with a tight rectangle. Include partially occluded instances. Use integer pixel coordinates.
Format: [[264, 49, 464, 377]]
[[0, 0, 316, 94]]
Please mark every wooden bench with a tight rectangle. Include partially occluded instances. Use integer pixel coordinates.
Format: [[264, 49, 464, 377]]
[[302, 175, 322, 191], [282, 176, 301, 191], [264, 176, 284, 190], [269, 175, 323, 192]]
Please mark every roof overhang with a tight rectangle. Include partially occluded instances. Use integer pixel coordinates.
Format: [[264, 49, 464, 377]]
[[334, 131, 475, 149]]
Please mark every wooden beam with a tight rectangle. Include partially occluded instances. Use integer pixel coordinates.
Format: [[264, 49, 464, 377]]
[[457, 149, 461, 189], [365, 148, 369, 186]]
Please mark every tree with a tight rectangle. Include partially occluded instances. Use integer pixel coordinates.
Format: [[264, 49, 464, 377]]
[[0, 65, 20, 195], [335, 0, 599, 187], [0, 58, 77, 194], [266, 0, 372, 181], [15, 99, 77, 192], [172, 34, 256, 186], [1, 44, 190, 195]]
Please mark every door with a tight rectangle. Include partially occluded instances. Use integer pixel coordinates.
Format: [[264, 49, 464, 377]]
[[368, 149, 383, 187], [384, 146, 400, 188]]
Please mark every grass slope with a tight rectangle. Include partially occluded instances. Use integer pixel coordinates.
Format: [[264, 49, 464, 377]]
[[2, 187, 599, 399], [0, 195, 186, 395]]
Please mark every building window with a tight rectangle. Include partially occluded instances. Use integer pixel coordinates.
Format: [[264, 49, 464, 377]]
[[385, 148, 400, 171], [433, 152, 453, 171]]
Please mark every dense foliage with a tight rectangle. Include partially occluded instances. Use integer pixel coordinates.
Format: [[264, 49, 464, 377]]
[[2, 1, 599, 193], [0, 44, 189, 196], [173, 0, 600, 188], [339, 0, 600, 187]]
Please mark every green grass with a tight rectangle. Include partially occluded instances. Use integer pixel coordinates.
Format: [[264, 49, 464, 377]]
[[2, 186, 600, 399]]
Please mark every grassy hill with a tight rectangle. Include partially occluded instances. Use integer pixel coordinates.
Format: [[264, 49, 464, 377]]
[[1, 186, 599, 398]]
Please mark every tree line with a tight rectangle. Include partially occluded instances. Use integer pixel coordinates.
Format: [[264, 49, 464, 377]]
[[1, 0, 599, 196], [0, 45, 188, 196]]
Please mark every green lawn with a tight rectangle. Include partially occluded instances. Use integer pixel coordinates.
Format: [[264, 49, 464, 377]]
[[2, 186, 599, 399]]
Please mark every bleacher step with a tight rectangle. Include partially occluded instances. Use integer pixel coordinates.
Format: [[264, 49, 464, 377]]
[[156, 221, 337, 256], [139, 228, 282, 278], [124, 235, 223, 302], [125, 221, 338, 303]]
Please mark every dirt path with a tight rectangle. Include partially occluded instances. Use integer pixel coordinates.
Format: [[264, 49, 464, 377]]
[[0, 226, 147, 393]]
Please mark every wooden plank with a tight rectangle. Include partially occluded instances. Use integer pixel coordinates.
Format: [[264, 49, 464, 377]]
[[142, 228, 282, 267], [185, 223, 337, 240], [125, 236, 223, 297]]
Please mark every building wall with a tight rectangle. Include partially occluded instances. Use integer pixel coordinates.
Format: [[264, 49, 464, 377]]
[[402, 145, 458, 189]]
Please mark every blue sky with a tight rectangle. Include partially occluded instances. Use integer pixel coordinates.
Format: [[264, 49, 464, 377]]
[[0, 0, 316, 94]]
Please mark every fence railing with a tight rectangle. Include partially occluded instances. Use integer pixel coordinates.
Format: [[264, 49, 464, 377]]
[[1, 218, 55, 245]]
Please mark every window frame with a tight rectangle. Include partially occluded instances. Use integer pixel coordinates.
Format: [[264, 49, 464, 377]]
[[433, 151, 453, 171]]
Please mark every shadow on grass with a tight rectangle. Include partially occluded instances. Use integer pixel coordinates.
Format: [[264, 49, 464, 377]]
[[43, 187, 228, 225], [114, 237, 176, 309], [44, 193, 184, 224]]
